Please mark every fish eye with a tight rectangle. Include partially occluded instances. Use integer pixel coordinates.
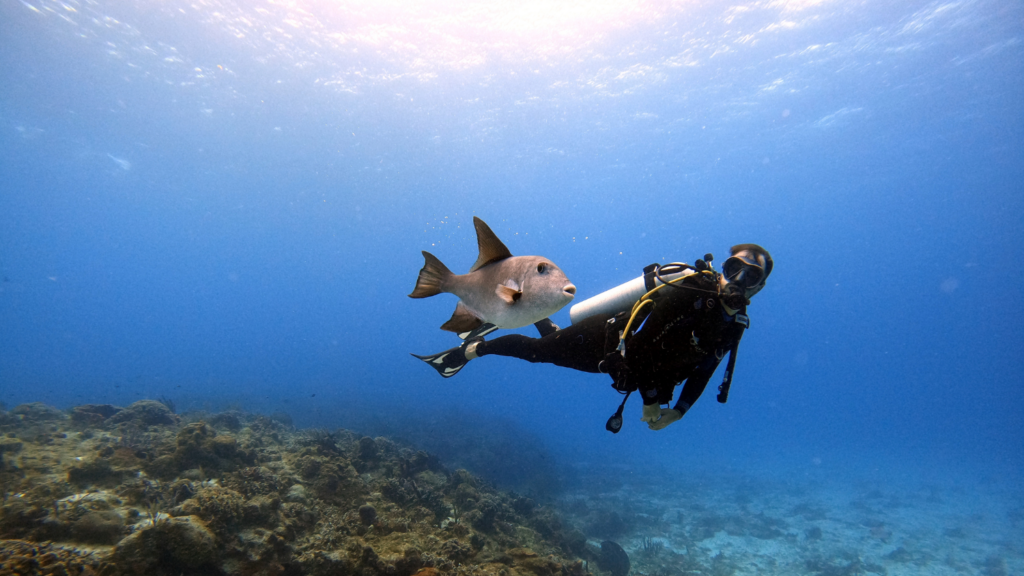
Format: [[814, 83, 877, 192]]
[[537, 263, 547, 274]]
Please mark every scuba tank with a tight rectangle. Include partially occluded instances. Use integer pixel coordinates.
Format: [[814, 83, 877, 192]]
[[569, 261, 703, 324]]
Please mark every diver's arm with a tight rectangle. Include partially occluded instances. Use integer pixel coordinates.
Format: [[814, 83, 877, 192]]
[[646, 361, 719, 431], [639, 378, 682, 430], [643, 381, 686, 431], [673, 352, 725, 412]]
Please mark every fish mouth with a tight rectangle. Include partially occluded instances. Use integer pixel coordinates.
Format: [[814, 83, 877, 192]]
[[564, 284, 577, 298]]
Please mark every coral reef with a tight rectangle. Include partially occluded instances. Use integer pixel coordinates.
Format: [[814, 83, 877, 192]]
[[3, 401, 1020, 575], [0, 539, 104, 575], [356, 409, 569, 499], [0, 401, 598, 576]]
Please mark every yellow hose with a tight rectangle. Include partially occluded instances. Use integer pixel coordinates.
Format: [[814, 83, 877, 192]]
[[619, 269, 718, 349]]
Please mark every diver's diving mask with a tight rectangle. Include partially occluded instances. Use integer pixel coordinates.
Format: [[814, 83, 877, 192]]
[[722, 252, 767, 291], [721, 244, 773, 305]]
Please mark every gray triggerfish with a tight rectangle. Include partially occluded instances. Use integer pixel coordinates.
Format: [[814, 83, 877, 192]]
[[409, 217, 576, 334]]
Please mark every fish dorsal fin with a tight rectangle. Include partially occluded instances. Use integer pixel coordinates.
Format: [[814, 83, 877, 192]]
[[469, 217, 514, 272]]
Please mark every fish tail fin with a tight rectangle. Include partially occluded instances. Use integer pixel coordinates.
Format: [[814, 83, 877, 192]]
[[409, 251, 453, 298]]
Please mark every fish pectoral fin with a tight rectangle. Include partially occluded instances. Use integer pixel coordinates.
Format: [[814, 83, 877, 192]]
[[495, 284, 523, 304], [440, 301, 484, 333]]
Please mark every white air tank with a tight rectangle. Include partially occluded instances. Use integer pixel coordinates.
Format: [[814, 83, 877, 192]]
[[569, 267, 695, 324]]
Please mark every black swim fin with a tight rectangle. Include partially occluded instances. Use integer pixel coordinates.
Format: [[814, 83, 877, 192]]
[[458, 322, 498, 341], [411, 345, 471, 378]]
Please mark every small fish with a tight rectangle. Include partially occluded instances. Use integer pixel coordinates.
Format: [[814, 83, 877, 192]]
[[409, 217, 576, 333]]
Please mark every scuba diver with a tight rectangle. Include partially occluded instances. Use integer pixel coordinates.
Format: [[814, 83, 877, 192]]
[[412, 244, 772, 432]]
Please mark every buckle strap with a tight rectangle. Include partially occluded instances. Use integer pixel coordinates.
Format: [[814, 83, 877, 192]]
[[642, 263, 660, 291]]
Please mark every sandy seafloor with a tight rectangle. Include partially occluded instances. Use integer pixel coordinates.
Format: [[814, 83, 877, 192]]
[[554, 464, 1023, 576], [0, 400, 1020, 576]]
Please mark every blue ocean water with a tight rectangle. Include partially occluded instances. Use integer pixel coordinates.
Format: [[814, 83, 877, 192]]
[[1, 0, 1021, 519]]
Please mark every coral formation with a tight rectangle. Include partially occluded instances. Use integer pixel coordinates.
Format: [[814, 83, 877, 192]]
[[0, 401, 597, 576], [2, 401, 1019, 575], [0, 539, 104, 575], [109, 400, 177, 427], [356, 409, 568, 498]]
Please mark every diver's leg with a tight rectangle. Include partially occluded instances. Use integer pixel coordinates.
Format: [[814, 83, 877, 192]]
[[473, 314, 609, 373]]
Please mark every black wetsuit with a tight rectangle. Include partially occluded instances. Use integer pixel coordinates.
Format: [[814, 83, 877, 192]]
[[474, 271, 748, 413]]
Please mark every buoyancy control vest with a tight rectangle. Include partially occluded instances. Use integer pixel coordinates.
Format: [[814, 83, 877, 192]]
[[598, 259, 749, 433]]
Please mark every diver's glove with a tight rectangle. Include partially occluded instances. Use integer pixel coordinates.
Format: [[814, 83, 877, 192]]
[[647, 409, 683, 431], [641, 403, 662, 424]]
